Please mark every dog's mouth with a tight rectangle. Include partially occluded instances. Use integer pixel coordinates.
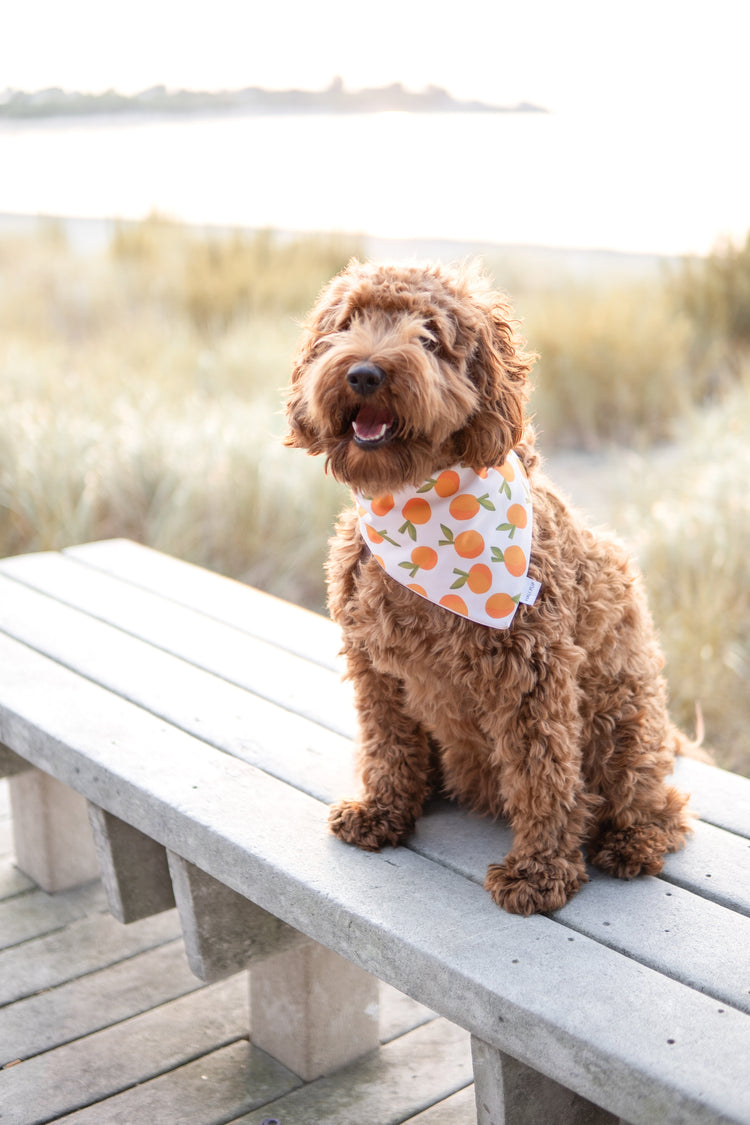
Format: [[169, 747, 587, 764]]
[[350, 404, 396, 448]]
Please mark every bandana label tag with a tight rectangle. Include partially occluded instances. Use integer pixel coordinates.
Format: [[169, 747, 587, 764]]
[[520, 576, 541, 606]]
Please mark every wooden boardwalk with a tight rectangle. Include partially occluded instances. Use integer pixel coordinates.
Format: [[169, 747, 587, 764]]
[[0, 780, 476, 1125]]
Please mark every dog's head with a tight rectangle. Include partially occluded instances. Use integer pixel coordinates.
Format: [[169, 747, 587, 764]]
[[284, 259, 535, 494]]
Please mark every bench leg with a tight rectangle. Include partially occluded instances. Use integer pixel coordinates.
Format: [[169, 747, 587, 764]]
[[471, 1036, 621, 1125], [250, 940, 380, 1082], [167, 851, 303, 982], [8, 768, 100, 891], [88, 804, 176, 922]]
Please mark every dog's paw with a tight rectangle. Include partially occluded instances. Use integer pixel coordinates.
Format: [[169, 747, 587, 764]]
[[328, 799, 413, 851], [484, 854, 586, 916], [588, 823, 680, 880]]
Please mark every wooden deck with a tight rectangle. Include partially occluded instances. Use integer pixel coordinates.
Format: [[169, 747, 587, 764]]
[[0, 779, 476, 1125]]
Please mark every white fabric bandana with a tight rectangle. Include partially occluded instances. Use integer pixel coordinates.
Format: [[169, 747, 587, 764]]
[[355, 451, 540, 628]]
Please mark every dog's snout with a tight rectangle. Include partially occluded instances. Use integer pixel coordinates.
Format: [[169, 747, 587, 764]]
[[346, 362, 386, 398]]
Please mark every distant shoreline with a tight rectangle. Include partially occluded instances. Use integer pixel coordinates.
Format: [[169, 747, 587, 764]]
[[0, 80, 548, 121]]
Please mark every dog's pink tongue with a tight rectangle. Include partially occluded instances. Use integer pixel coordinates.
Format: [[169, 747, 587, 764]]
[[353, 405, 393, 441]]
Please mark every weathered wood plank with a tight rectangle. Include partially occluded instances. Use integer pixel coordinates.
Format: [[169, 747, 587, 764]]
[[51, 982, 432, 1125], [0, 941, 203, 1064], [0, 573, 357, 785], [2, 574, 746, 928], [2, 562, 747, 841], [65, 536, 342, 669], [0, 856, 34, 899], [411, 804, 750, 1012], [0, 975, 247, 1125], [0, 560, 354, 738], [228, 1018, 472, 1125], [53, 1039, 301, 1125], [662, 818, 750, 914], [0, 633, 747, 1123], [0, 908, 182, 1006], [0, 879, 105, 951], [406, 1086, 478, 1124], [0, 572, 354, 795], [672, 755, 750, 840]]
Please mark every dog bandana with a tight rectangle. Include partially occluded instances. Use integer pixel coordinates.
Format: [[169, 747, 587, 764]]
[[355, 451, 540, 628]]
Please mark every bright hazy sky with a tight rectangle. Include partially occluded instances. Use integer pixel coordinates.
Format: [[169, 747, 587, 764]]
[[2, 0, 749, 123]]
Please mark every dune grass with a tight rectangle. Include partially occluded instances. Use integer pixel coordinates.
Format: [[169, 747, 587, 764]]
[[0, 218, 747, 770]]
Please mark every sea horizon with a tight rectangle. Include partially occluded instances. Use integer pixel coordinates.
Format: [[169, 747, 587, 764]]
[[1, 108, 747, 259]]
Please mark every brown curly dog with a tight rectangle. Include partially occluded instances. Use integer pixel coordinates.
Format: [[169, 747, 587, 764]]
[[285, 258, 695, 916]]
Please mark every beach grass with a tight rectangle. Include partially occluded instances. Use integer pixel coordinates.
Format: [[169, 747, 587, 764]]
[[0, 218, 747, 770]]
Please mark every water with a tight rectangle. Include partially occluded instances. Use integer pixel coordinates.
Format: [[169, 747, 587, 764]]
[[1, 108, 748, 255]]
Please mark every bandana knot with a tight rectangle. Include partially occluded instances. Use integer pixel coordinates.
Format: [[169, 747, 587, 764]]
[[355, 451, 539, 628]]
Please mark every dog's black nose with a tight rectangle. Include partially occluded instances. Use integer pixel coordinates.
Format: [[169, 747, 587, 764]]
[[346, 362, 386, 397]]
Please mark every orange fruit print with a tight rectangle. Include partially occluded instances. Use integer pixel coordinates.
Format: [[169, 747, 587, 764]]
[[371, 493, 394, 517], [454, 530, 485, 559], [411, 546, 438, 570], [452, 564, 493, 593], [467, 564, 493, 593], [365, 524, 384, 544], [401, 498, 432, 524], [506, 503, 527, 529], [439, 593, 469, 616], [485, 592, 518, 619], [449, 494, 480, 520], [503, 545, 527, 577], [434, 470, 460, 497], [400, 546, 439, 578]]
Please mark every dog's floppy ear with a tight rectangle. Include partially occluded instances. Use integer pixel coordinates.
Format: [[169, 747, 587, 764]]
[[283, 338, 319, 451], [456, 297, 535, 469], [283, 262, 362, 451]]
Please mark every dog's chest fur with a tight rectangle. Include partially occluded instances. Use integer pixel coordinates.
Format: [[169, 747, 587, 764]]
[[328, 507, 532, 812]]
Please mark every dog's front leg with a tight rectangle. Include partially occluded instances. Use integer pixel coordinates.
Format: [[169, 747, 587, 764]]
[[484, 658, 592, 916], [329, 651, 431, 852]]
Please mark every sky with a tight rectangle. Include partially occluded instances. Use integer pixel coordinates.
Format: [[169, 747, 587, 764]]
[[2, 0, 749, 122]]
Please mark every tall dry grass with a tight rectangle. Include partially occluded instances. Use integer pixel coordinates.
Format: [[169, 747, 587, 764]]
[[0, 218, 747, 770], [0, 220, 354, 608], [610, 379, 750, 772]]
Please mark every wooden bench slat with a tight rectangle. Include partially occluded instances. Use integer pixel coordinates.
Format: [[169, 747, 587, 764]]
[[0, 573, 356, 802], [1, 571, 746, 923], [412, 803, 750, 1015], [67, 537, 342, 670], [1, 570, 746, 865], [0, 633, 748, 1124], [672, 756, 750, 839], [0, 557, 355, 739], [1, 584, 748, 1008]]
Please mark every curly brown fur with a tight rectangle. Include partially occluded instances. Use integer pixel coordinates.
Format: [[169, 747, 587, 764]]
[[285, 258, 697, 916]]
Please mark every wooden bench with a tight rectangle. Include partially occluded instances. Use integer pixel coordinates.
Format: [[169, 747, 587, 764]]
[[0, 539, 748, 1125]]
